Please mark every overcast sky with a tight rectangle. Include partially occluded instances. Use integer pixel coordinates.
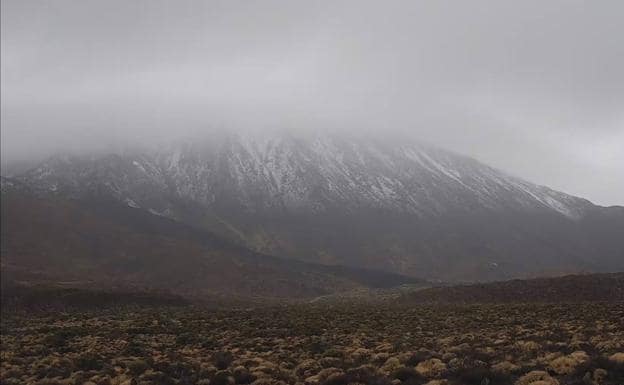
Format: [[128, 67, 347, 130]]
[[1, 0, 623, 205]]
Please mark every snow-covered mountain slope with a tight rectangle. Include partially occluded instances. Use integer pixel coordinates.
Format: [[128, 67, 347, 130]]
[[13, 132, 624, 281], [21, 132, 591, 218]]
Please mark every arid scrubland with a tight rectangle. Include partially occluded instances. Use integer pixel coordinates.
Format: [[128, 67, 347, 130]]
[[1, 303, 623, 385]]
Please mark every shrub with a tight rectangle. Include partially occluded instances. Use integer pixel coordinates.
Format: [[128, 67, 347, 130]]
[[75, 352, 104, 371], [233, 366, 255, 384], [405, 351, 434, 366], [212, 370, 234, 385], [213, 351, 234, 370], [453, 366, 513, 385], [176, 332, 195, 346], [391, 366, 426, 383], [345, 365, 392, 385], [127, 359, 149, 375]]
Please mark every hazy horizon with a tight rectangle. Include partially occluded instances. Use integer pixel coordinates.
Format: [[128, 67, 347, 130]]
[[2, 0, 623, 205]]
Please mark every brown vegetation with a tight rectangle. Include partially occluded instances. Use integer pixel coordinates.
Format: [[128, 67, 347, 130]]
[[2, 302, 623, 385]]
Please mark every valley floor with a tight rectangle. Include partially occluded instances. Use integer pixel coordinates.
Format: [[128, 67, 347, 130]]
[[1, 302, 624, 385]]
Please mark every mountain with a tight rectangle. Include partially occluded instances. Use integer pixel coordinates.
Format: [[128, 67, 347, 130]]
[[0, 178, 421, 299], [9, 131, 624, 281]]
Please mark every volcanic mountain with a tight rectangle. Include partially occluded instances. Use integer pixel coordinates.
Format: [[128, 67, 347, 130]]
[[6, 131, 624, 282]]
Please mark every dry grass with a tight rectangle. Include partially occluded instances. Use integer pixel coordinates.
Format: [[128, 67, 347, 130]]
[[1, 302, 623, 385]]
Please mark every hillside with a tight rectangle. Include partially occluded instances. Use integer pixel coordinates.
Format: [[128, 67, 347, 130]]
[[402, 273, 624, 304], [0, 180, 421, 299]]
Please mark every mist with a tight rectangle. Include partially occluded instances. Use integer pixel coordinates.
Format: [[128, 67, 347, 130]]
[[1, 0, 623, 205]]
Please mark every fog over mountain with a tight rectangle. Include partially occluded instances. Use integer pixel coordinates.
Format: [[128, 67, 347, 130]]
[[2, 0, 623, 206], [3, 4, 624, 385], [4, 131, 623, 283]]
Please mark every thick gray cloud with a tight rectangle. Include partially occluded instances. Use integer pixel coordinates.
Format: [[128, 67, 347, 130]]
[[1, 0, 623, 205]]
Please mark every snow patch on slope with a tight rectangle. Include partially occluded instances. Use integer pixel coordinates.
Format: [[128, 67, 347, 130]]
[[18, 132, 590, 220]]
